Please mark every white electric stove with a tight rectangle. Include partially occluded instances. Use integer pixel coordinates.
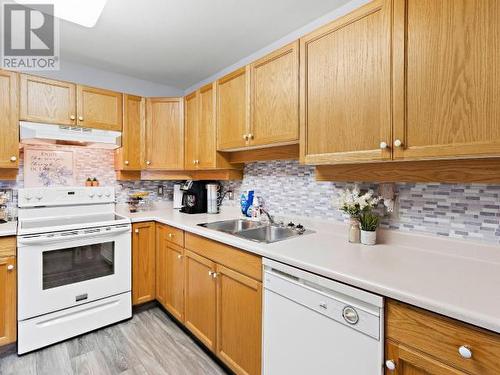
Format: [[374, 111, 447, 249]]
[[16, 187, 132, 354]]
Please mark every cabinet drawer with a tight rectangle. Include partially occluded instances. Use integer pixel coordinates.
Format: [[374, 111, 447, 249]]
[[0, 236, 16, 257], [185, 233, 261, 281], [386, 300, 500, 374], [161, 224, 184, 247]]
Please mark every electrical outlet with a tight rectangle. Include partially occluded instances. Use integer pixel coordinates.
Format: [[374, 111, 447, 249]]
[[157, 185, 164, 197], [227, 190, 234, 200]]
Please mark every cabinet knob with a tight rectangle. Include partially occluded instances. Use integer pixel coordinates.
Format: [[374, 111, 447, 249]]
[[394, 139, 403, 148], [458, 345, 472, 359], [208, 271, 213, 276], [193, 160, 196, 165], [385, 360, 396, 371], [7, 264, 14, 271], [10, 156, 17, 162], [168, 233, 174, 238], [177, 254, 182, 260], [134, 229, 139, 234], [70, 115, 76, 120], [243, 134, 249, 141], [380, 141, 388, 149], [248, 133, 254, 140], [78, 116, 84, 121], [146, 161, 151, 165], [196, 160, 200, 164], [124, 160, 129, 165], [212, 272, 218, 279]]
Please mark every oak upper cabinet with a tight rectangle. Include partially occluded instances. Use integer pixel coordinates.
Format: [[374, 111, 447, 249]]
[[145, 97, 184, 170], [132, 222, 156, 305], [116, 94, 144, 170], [250, 41, 299, 147], [0, 70, 19, 169], [77, 85, 123, 131], [184, 250, 217, 351], [300, 0, 392, 164], [392, 0, 500, 161], [184, 91, 199, 170], [20, 74, 76, 126], [0, 237, 16, 347], [216, 264, 262, 375], [197, 83, 219, 168], [385, 300, 500, 375], [217, 67, 250, 151]]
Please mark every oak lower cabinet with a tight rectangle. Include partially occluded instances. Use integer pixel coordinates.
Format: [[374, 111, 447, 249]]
[[132, 222, 156, 305], [184, 233, 262, 375], [385, 300, 500, 374], [184, 250, 217, 351], [0, 70, 19, 169], [300, 0, 392, 164], [145, 97, 184, 170], [0, 237, 17, 347], [216, 264, 262, 375], [115, 94, 144, 170]]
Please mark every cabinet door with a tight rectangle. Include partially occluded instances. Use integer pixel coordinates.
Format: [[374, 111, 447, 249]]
[[117, 94, 144, 170], [20, 74, 76, 126], [386, 341, 466, 375], [0, 70, 19, 168], [300, 0, 392, 164], [198, 83, 217, 169], [184, 91, 199, 170], [77, 85, 123, 131], [393, 0, 500, 160], [165, 243, 184, 321], [155, 224, 167, 308], [250, 41, 299, 147], [216, 264, 262, 375], [184, 250, 216, 351], [132, 222, 156, 305], [145, 97, 184, 170], [0, 256, 16, 347], [217, 67, 250, 151]]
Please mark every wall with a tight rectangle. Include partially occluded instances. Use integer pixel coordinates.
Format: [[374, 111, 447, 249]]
[[34, 60, 184, 97], [184, 0, 370, 93], [221, 161, 500, 244]]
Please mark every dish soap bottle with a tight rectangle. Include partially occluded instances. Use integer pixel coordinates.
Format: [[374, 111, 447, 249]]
[[240, 190, 254, 217]]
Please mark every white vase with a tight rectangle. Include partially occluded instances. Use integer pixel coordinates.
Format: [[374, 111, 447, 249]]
[[360, 230, 377, 245]]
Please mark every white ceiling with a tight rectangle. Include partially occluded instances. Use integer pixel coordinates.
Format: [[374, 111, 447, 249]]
[[53, 0, 351, 90]]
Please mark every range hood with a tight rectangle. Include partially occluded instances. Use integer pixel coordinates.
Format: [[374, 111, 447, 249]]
[[20, 122, 122, 149]]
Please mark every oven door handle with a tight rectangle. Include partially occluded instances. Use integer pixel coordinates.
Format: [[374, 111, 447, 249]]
[[18, 226, 131, 245]]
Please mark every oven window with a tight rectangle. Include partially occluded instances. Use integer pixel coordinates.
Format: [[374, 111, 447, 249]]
[[42, 242, 115, 290]]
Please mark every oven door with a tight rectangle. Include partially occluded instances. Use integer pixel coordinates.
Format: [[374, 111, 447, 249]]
[[17, 225, 131, 320]]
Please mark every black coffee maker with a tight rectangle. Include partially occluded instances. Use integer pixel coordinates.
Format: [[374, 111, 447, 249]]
[[179, 180, 207, 214]]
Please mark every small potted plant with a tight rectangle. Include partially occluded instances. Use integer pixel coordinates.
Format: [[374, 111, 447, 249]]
[[85, 178, 92, 187], [359, 210, 380, 245], [92, 177, 99, 187]]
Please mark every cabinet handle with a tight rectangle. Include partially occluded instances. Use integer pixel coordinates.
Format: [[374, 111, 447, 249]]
[[380, 141, 389, 150], [385, 360, 396, 371], [70, 115, 76, 120], [134, 229, 139, 234], [10, 156, 17, 162], [458, 345, 472, 359], [7, 264, 14, 271], [394, 139, 403, 148], [124, 160, 129, 165], [78, 116, 84, 121]]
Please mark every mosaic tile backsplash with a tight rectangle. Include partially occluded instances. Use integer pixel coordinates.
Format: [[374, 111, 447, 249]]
[[221, 160, 500, 244], [1, 146, 499, 244]]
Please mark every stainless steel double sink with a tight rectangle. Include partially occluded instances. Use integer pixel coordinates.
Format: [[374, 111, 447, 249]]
[[198, 219, 311, 243]]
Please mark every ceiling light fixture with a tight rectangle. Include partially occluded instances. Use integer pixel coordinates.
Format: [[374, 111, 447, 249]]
[[13, 0, 108, 28]]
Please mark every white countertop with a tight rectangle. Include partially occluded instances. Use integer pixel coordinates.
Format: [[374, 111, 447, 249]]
[[0, 221, 17, 237], [119, 203, 500, 334]]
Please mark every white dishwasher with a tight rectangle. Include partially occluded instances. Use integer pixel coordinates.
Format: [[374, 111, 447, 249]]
[[263, 258, 384, 375]]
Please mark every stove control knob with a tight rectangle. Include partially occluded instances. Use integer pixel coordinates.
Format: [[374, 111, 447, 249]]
[[97, 193, 103, 198], [25, 195, 32, 201], [105, 193, 111, 198], [36, 195, 43, 201], [88, 193, 95, 198]]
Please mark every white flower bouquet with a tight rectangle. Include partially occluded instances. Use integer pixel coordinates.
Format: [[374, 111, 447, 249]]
[[333, 185, 380, 218]]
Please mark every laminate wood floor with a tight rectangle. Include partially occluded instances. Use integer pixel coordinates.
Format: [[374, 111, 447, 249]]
[[0, 307, 228, 375]]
